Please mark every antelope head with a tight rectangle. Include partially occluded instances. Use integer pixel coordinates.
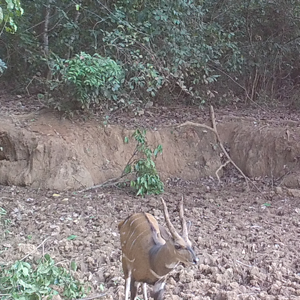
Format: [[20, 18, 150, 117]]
[[118, 197, 198, 300], [159, 197, 198, 267]]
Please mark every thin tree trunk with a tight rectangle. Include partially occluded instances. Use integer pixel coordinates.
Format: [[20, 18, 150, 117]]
[[68, 3, 81, 59], [43, 0, 51, 56]]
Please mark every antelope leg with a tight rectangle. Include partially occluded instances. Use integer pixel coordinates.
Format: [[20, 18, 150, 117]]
[[142, 283, 148, 300], [124, 271, 131, 300], [153, 280, 166, 300]]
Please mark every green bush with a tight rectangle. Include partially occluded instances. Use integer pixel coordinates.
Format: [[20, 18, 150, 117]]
[[124, 129, 164, 197], [51, 52, 124, 109], [0, 254, 88, 299], [0, 0, 23, 34]]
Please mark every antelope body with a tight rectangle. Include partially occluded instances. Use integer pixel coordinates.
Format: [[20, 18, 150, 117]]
[[118, 198, 198, 300]]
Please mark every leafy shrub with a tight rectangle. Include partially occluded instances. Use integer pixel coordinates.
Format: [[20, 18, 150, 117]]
[[50, 52, 124, 109], [3, 0, 300, 107], [0, 0, 24, 34], [102, 3, 242, 103], [124, 129, 164, 197], [0, 254, 88, 300]]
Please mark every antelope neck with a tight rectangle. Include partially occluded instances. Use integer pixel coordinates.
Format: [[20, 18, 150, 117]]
[[149, 241, 179, 277]]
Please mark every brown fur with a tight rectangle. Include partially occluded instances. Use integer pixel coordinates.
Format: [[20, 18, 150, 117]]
[[118, 199, 198, 300]]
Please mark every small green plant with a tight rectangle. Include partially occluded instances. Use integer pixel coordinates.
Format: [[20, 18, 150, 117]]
[[0, 207, 6, 217], [50, 52, 124, 109], [67, 234, 77, 240], [0, 254, 88, 300], [0, 0, 24, 34], [0, 207, 11, 228], [124, 129, 164, 196]]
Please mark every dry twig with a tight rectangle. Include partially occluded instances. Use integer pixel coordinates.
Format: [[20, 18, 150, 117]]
[[178, 105, 262, 191], [20, 237, 50, 261], [75, 293, 108, 300]]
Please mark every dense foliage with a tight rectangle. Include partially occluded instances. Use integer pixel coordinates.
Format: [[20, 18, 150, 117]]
[[0, 254, 88, 299], [1, 0, 300, 108]]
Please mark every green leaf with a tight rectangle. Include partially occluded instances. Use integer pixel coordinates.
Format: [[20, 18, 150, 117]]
[[124, 164, 131, 174], [71, 261, 77, 271], [0, 7, 3, 23]]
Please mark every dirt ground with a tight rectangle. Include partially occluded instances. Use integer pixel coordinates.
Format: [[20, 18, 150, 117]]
[[1, 179, 300, 300], [1, 89, 300, 299]]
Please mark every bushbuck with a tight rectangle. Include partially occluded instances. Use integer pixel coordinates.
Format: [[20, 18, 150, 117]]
[[118, 197, 198, 300]]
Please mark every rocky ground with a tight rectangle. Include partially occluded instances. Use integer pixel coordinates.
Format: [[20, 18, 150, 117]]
[[1, 178, 300, 300]]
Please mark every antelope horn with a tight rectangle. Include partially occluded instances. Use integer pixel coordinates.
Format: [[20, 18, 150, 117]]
[[161, 198, 181, 240], [179, 197, 189, 240]]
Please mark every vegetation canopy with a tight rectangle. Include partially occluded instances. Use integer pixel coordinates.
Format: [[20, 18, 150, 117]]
[[1, 0, 300, 108]]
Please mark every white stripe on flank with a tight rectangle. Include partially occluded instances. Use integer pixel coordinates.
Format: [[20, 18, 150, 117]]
[[127, 217, 148, 242], [123, 253, 136, 263], [129, 214, 145, 227], [129, 228, 150, 251]]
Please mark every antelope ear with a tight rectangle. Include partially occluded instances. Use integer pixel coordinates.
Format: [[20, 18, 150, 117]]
[[159, 225, 171, 241]]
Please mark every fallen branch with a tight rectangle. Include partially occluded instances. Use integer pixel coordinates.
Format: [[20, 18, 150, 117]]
[[215, 160, 230, 182], [75, 293, 108, 300], [79, 141, 140, 192], [178, 105, 261, 191], [79, 175, 130, 192], [210, 105, 249, 185], [20, 237, 50, 261]]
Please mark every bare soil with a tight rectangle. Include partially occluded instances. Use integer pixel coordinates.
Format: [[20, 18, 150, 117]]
[[1, 90, 300, 299], [1, 180, 300, 300]]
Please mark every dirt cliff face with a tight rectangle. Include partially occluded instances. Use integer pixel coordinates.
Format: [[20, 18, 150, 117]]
[[2, 107, 300, 190], [2, 86, 300, 190], [0, 112, 220, 190]]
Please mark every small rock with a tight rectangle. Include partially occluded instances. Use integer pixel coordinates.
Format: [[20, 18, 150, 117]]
[[275, 186, 283, 195], [215, 273, 223, 284], [229, 281, 239, 289], [153, 209, 161, 217], [148, 198, 157, 208], [287, 188, 300, 197], [179, 269, 194, 283], [204, 193, 213, 200]]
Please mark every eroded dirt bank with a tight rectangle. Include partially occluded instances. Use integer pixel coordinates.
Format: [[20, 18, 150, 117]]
[[1, 110, 300, 189], [0, 112, 220, 189]]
